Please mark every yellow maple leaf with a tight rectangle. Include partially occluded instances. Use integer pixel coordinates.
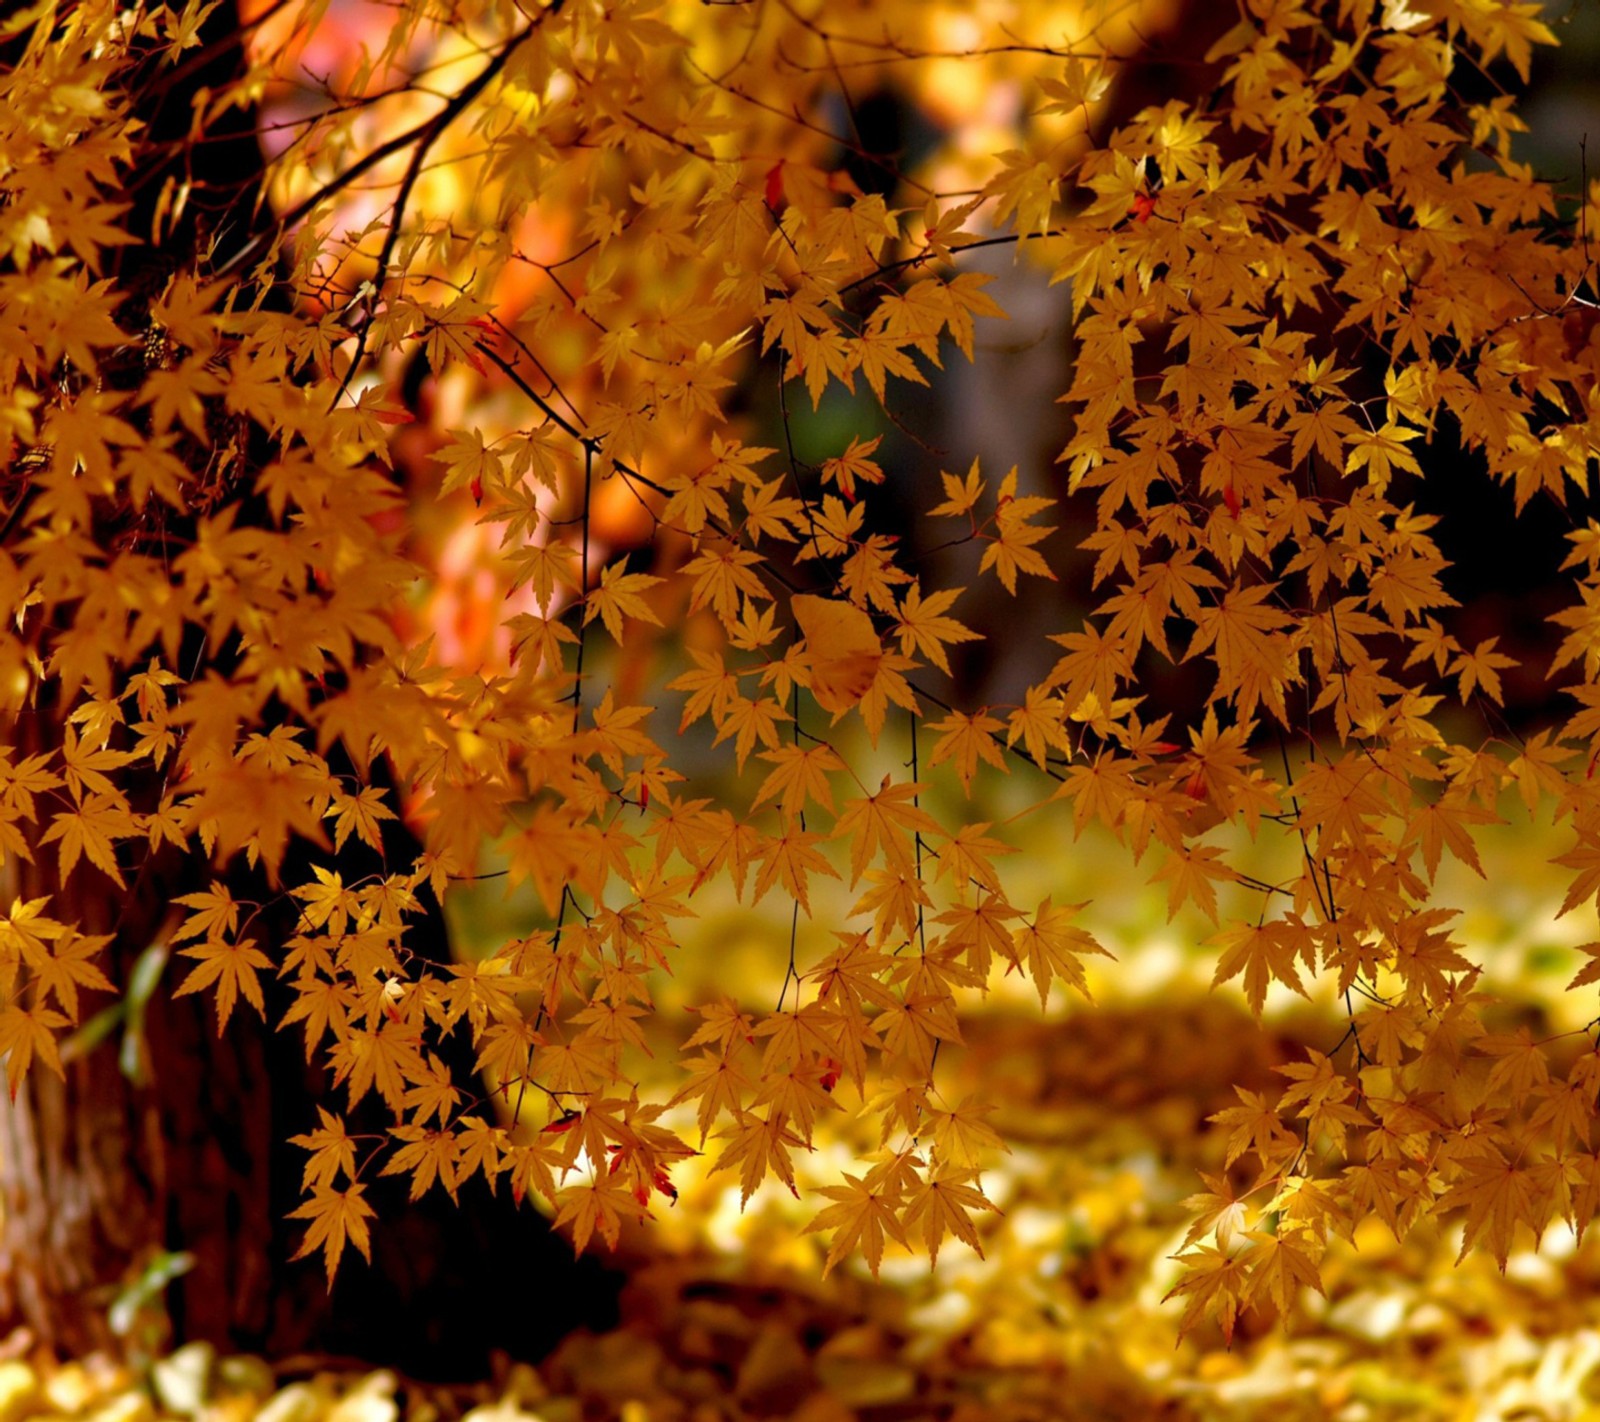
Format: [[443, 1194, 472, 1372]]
[[803, 1171, 910, 1277], [172, 936, 273, 1032], [289, 1183, 376, 1283], [584, 558, 665, 643], [0, 1003, 69, 1097]]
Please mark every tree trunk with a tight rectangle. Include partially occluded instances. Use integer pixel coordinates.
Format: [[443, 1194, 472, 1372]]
[[0, 1006, 162, 1358], [0, 940, 300, 1359], [0, 885, 621, 1374]]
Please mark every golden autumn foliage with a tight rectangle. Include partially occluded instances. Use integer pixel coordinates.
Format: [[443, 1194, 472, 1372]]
[[8, 0, 1600, 1354]]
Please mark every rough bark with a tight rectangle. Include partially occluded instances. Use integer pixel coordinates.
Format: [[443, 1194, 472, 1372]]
[[0, 875, 621, 1373], [0, 1016, 161, 1357]]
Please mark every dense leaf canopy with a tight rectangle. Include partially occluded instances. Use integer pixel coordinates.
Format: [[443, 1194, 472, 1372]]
[[5, 0, 1600, 1354]]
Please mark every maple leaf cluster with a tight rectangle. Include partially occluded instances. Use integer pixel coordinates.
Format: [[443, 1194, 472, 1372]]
[[6, 0, 1600, 1340]]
